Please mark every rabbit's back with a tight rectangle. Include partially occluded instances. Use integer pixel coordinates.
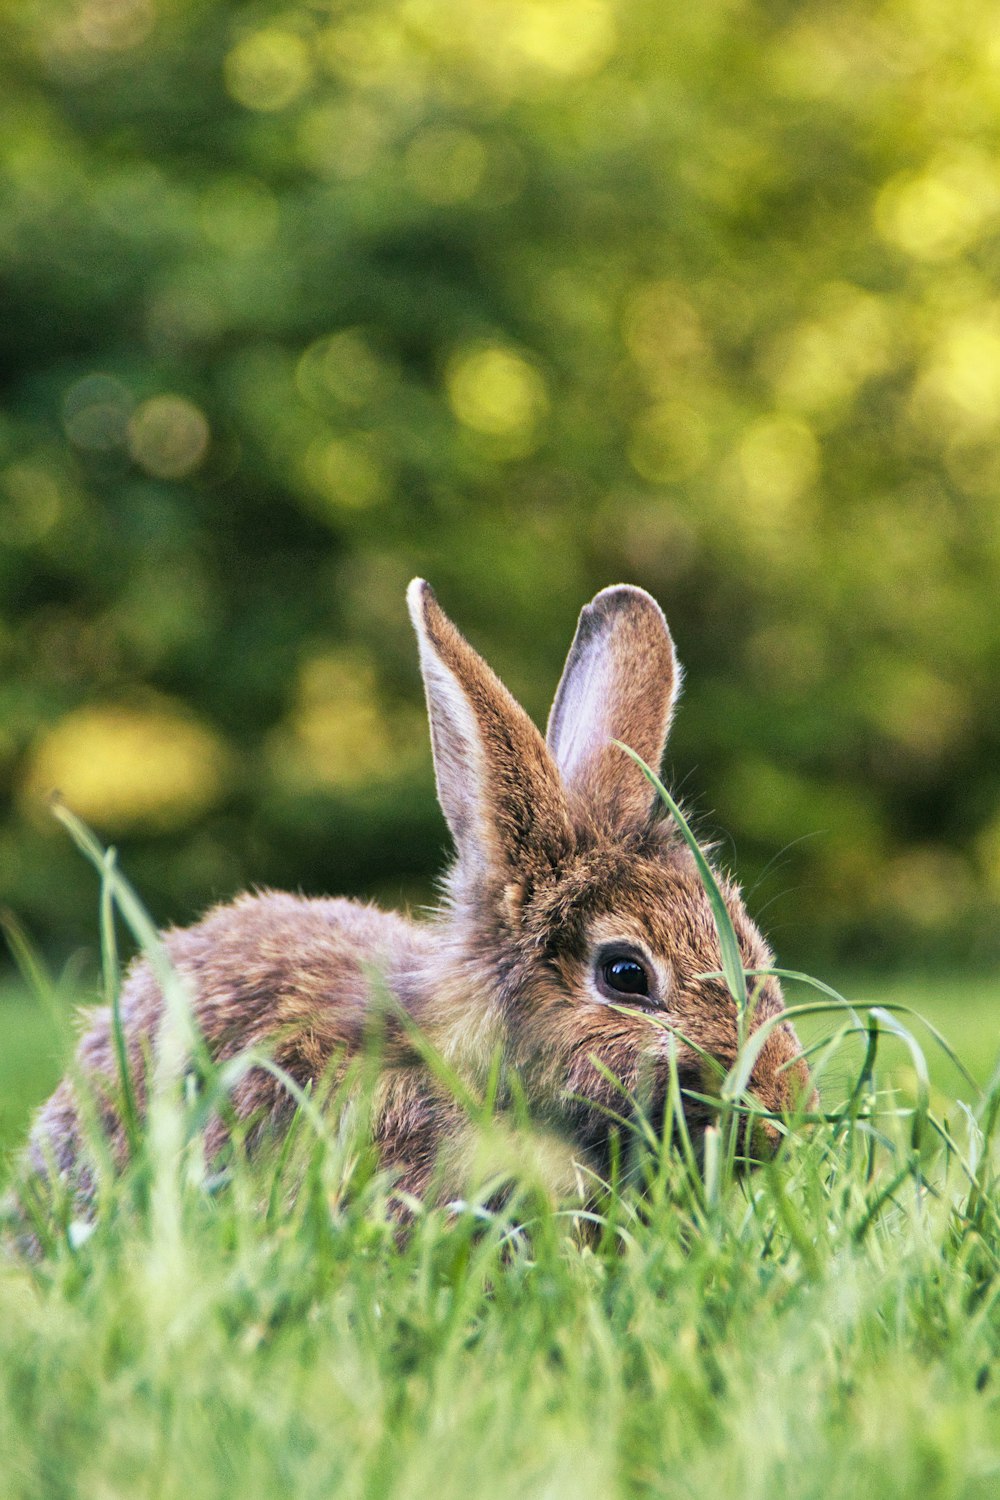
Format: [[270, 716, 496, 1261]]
[[29, 892, 428, 1201], [149, 889, 423, 1055]]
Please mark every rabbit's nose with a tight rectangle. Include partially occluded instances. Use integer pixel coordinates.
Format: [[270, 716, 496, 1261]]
[[751, 1027, 814, 1119]]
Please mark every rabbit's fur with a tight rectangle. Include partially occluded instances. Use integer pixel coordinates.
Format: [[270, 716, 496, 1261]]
[[28, 581, 811, 1213]]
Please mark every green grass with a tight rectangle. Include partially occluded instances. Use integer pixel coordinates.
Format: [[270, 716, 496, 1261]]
[[0, 983, 78, 1157], [0, 809, 998, 1499], [793, 972, 999, 1109], [844, 973, 998, 1086], [1, 998, 998, 1500]]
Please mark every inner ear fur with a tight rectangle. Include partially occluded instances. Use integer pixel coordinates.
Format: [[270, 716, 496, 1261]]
[[546, 584, 680, 831], [408, 579, 573, 880]]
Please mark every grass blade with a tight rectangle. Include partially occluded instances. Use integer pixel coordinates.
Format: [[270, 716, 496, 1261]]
[[614, 742, 748, 1013]]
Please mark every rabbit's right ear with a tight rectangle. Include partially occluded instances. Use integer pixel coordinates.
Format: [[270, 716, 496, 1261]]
[[407, 580, 573, 880], [546, 585, 680, 831]]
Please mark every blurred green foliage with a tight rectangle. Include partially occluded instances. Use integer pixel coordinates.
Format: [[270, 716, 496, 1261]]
[[3, 0, 1000, 969]]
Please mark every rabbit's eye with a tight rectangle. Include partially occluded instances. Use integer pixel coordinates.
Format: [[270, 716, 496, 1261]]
[[601, 956, 650, 997]]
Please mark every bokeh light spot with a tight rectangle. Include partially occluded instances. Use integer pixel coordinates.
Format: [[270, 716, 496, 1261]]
[[62, 373, 133, 451], [127, 395, 210, 479], [509, 0, 616, 77], [21, 701, 229, 831], [868, 663, 969, 763], [881, 848, 975, 929], [271, 650, 392, 790], [767, 285, 891, 416], [76, 0, 155, 52], [296, 331, 386, 411], [405, 128, 487, 205], [623, 282, 705, 371], [224, 29, 313, 113], [303, 437, 386, 510], [1, 464, 63, 546], [446, 345, 549, 445], [912, 316, 1000, 439], [738, 416, 819, 512], [875, 153, 1000, 262], [628, 402, 709, 483], [267, 647, 426, 792], [316, 16, 407, 89], [297, 101, 386, 180]]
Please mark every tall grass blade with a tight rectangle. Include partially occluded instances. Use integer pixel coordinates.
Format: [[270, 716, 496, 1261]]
[[614, 742, 748, 1013], [98, 847, 141, 1160]]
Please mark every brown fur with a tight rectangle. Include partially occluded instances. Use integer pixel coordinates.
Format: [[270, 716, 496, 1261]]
[[25, 581, 812, 1218]]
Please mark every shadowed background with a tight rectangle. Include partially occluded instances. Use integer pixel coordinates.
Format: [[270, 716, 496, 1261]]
[[3, 0, 1000, 1027]]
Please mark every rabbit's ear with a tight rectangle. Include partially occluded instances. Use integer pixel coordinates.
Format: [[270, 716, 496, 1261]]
[[407, 580, 573, 877], [546, 585, 680, 830]]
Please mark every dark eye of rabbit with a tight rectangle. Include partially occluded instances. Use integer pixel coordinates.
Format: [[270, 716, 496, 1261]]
[[601, 956, 650, 997]]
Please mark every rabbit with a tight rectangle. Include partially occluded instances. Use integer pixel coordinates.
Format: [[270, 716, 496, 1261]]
[[25, 580, 812, 1220]]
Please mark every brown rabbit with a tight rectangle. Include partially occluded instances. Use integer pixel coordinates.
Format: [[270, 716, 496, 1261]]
[[27, 581, 811, 1215]]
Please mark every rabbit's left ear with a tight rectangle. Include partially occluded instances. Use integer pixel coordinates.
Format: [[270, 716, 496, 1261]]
[[408, 580, 573, 879], [546, 585, 680, 831]]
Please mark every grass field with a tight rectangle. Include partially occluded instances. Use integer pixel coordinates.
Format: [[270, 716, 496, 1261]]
[[0, 958, 997, 1499], [0, 810, 997, 1500]]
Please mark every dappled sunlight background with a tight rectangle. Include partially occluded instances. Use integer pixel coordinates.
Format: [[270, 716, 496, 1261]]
[[2, 0, 1000, 968]]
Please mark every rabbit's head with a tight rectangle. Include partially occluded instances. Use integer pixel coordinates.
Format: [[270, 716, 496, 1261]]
[[408, 580, 812, 1171]]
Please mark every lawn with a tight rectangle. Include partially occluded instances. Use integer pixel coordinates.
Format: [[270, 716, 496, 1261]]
[[0, 950, 998, 1500], [0, 983, 77, 1160]]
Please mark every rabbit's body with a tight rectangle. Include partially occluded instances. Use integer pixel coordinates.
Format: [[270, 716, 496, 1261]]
[[32, 896, 438, 1199], [26, 581, 812, 1218]]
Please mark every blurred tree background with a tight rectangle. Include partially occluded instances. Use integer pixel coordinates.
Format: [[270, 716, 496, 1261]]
[[2, 0, 1000, 975]]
